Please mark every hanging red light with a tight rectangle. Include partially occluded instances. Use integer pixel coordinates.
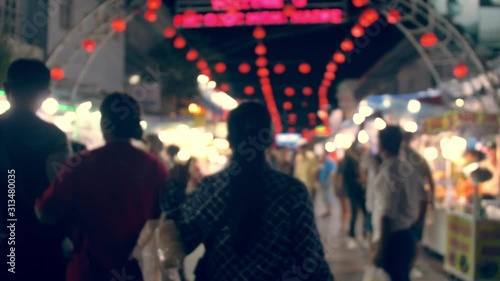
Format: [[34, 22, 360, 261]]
[[352, 0, 369, 8], [260, 77, 270, 85], [196, 59, 208, 70], [360, 8, 379, 27], [302, 87, 313, 96], [255, 44, 267, 56], [340, 39, 355, 52], [453, 63, 468, 78], [326, 62, 338, 72], [324, 72, 336, 81], [420, 33, 438, 47], [322, 80, 331, 87], [186, 49, 198, 61], [50, 67, 65, 80], [283, 101, 293, 111], [220, 83, 230, 92], [111, 18, 127, 32], [163, 26, 176, 38], [253, 26, 266, 39], [284, 87, 295, 97], [147, 0, 162, 10], [257, 68, 269, 77], [288, 127, 296, 133], [256, 57, 268, 67], [351, 24, 365, 38], [214, 62, 227, 73], [239, 63, 251, 74], [244, 86, 255, 95], [173, 36, 186, 49], [333, 52, 346, 64], [201, 68, 211, 76], [274, 63, 286, 74], [144, 10, 158, 22], [81, 39, 96, 53], [386, 9, 401, 24], [298, 63, 311, 74]]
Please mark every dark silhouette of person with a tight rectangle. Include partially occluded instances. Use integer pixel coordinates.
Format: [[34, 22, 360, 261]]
[[164, 101, 333, 281], [0, 59, 70, 281], [36, 93, 168, 281]]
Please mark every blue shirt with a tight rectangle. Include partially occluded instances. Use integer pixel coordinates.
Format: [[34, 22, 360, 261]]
[[319, 158, 336, 184]]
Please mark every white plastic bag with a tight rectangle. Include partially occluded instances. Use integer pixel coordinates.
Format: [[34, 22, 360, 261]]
[[362, 265, 390, 281]]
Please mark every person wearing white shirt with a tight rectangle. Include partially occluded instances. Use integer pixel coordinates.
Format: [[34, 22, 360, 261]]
[[372, 126, 427, 281], [480, 143, 498, 198]]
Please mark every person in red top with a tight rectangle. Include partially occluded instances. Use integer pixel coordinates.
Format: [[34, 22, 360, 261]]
[[36, 93, 168, 281]]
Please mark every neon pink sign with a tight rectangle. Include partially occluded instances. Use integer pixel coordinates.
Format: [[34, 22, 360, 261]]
[[211, 0, 288, 11], [174, 9, 343, 28]]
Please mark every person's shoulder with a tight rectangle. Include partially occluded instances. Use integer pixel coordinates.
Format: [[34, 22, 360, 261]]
[[35, 117, 67, 141]]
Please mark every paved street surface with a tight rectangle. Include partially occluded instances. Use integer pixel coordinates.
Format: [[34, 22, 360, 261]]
[[183, 191, 450, 281]]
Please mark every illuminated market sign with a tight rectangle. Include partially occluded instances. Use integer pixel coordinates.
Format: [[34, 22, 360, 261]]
[[174, 0, 344, 28]]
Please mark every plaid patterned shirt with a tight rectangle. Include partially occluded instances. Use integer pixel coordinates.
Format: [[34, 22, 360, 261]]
[[164, 165, 334, 281]]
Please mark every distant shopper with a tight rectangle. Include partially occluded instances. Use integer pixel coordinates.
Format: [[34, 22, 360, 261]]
[[164, 101, 333, 281], [372, 126, 427, 281], [0, 59, 70, 281], [294, 147, 318, 198], [166, 144, 180, 169], [36, 93, 168, 281], [317, 151, 336, 217], [481, 142, 498, 198], [145, 134, 164, 157]]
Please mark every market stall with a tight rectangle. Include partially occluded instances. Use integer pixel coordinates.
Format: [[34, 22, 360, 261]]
[[420, 111, 500, 281]]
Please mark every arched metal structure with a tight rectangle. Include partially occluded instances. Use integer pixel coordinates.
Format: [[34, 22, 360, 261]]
[[381, 0, 499, 112]]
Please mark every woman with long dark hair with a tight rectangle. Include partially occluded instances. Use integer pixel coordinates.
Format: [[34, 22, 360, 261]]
[[164, 101, 333, 281], [36, 93, 168, 281]]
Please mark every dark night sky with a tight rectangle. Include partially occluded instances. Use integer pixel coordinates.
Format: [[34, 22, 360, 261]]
[[163, 1, 405, 131]]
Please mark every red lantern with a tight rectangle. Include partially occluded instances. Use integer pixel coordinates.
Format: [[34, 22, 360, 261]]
[[326, 62, 338, 72], [163, 26, 176, 38], [386, 9, 401, 24], [292, 0, 308, 8], [333, 52, 346, 64], [352, 0, 369, 8], [186, 49, 198, 61], [256, 57, 268, 67], [260, 77, 270, 85], [420, 33, 438, 47], [253, 26, 266, 39], [302, 87, 313, 96], [239, 63, 251, 74], [324, 72, 336, 81], [284, 87, 295, 97], [51, 67, 64, 80], [111, 18, 127, 32], [144, 10, 158, 22], [322, 80, 331, 87], [288, 127, 296, 133], [298, 63, 311, 74], [196, 59, 208, 70], [308, 112, 316, 119], [453, 63, 468, 78], [262, 84, 272, 92], [257, 68, 269, 77], [360, 8, 379, 27], [351, 25, 365, 38], [173, 36, 186, 49], [283, 4, 296, 16], [201, 68, 211, 76], [147, 0, 162, 10], [274, 63, 286, 74], [220, 83, 230, 92], [173, 15, 183, 26], [244, 86, 255, 95], [255, 43, 267, 56], [283, 101, 293, 110], [309, 119, 316, 126], [340, 39, 355, 52], [215, 62, 227, 73], [82, 39, 96, 53]]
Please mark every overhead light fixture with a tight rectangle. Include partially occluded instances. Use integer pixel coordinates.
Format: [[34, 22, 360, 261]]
[[408, 99, 421, 113]]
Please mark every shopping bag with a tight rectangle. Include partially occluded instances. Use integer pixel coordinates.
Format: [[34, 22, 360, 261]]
[[155, 214, 186, 269], [362, 265, 390, 281]]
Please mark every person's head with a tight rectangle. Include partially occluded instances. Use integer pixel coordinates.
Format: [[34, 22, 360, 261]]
[[166, 145, 180, 160], [378, 125, 403, 159], [4, 59, 51, 112], [100, 93, 143, 142], [145, 134, 163, 155], [227, 101, 273, 159]]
